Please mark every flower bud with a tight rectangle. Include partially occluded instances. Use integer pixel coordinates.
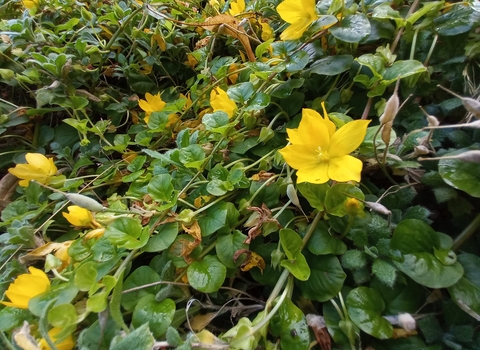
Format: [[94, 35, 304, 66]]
[[64, 193, 105, 212], [438, 85, 480, 119], [381, 121, 393, 145], [379, 78, 400, 125]]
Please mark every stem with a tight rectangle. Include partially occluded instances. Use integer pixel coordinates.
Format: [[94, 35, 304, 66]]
[[452, 213, 480, 251], [390, 0, 421, 53], [372, 126, 398, 185], [300, 211, 323, 250], [340, 215, 355, 239], [104, 7, 144, 51], [361, 97, 373, 120], [410, 28, 419, 60], [424, 34, 438, 66]]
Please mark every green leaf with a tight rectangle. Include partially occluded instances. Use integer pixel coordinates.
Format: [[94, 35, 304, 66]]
[[132, 295, 176, 338], [284, 50, 309, 72], [307, 221, 347, 255], [187, 255, 226, 293], [297, 182, 329, 210], [346, 287, 393, 339], [325, 183, 365, 217], [394, 252, 464, 288], [383, 60, 427, 83], [297, 253, 346, 302], [0, 308, 32, 332], [329, 14, 371, 43], [104, 217, 150, 249], [178, 144, 205, 169], [390, 219, 463, 288], [390, 219, 440, 254], [148, 174, 175, 202], [202, 111, 230, 130], [244, 92, 270, 112], [74, 261, 100, 293], [439, 147, 480, 198], [48, 303, 77, 328], [121, 266, 160, 311], [448, 253, 480, 319], [198, 201, 238, 236], [227, 82, 255, 104], [308, 55, 353, 76], [434, 4, 475, 36], [270, 299, 310, 350], [110, 323, 154, 350], [143, 222, 178, 252], [279, 228, 302, 259], [280, 253, 311, 281], [216, 231, 248, 269]]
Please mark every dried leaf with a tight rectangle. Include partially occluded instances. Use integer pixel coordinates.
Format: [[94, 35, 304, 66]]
[[244, 204, 280, 243], [306, 314, 331, 350], [234, 249, 266, 273]]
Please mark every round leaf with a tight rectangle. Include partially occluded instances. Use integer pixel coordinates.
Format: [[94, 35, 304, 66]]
[[346, 287, 393, 339], [390, 219, 440, 254], [187, 255, 226, 293], [270, 299, 310, 350], [216, 230, 248, 269], [329, 14, 371, 43], [296, 253, 346, 302], [132, 295, 176, 338], [439, 148, 480, 198], [448, 253, 480, 319], [308, 55, 353, 76]]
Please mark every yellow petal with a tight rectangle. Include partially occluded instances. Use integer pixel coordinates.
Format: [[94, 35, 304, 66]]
[[329, 120, 370, 157], [1, 267, 50, 309], [294, 108, 332, 149], [328, 155, 363, 183], [38, 327, 74, 350], [210, 87, 237, 118], [280, 17, 313, 40], [229, 0, 245, 16], [296, 162, 330, 184], [279, 144, 319, 171], [62, 206, 93, 227]]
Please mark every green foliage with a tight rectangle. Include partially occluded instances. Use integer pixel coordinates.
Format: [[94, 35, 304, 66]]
[[1, 0, 480, 348]]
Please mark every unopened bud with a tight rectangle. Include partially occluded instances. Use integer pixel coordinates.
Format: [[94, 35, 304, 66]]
[[64, 193, 105, 212], [412, 145, 430, 157], [379, 78, 401, 125], [419, 150, 480, 163], [438, 85, 480, 119], [364, 201, 391, 216], [381, 121, 393, 145], [419, 106, 440, 127], [384, 313, 416, 332]]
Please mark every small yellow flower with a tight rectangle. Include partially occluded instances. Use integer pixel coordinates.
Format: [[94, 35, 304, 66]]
[[138, 92, 166, 123], [8, 153, 57, 187], [229, 0, 245, 16], [84, 227, 106, 240], [62, 206, 94, 227], [279, 105, 370, 184], [1, 267, 50, 309], [276, 0, 317, 40], [38, 327, 75, 350], [22, 0, 38, 9], [210, 87, 237, 118]]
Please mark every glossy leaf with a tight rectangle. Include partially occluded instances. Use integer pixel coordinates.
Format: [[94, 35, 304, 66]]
[[308, 55, 353, 76], [329, 14, 371, 43], [346, 287, 393, 339], [439, 147, 480, 198], [297, 253, 346, 302], [187, 255, 226, 293], [448, 253, 480, 319], [270, 299, 310, 350]]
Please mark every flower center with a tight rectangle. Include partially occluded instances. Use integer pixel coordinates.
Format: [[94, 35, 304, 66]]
[[316, 146, 329, 161]]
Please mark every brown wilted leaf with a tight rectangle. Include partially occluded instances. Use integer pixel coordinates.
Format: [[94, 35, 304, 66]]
[[233, 249, 266, 273], [306, 314, 331, 350], [171, 221, 202, 263], [198, 14, 255, 62], [244, 204, 281, 244]]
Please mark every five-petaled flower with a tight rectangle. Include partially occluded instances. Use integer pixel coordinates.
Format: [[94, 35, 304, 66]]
[[1, 267, 50, 309], [62, 205, 94, 228], [210, 87, 237, 118], [8, 153, 57, 187], [38, 327, 75, 350], [276, 0, 317, 41], [139, 92, 166, 123], [23, 0, 38, 9], [279, 106, 370, 184]]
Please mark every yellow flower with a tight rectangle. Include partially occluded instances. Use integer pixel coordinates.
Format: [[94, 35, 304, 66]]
[[229, 0, 245, 16], [279, 106, 370, 184], [210, 87, 237, 118], [8, 153, 57, 187], [38, 327, 74, 350], [138, 92, 166, 123], [276, 0, 317, 40], [1, 267, 50, 309], [23, 0, 38, 9], [62, 205, 94, 227]]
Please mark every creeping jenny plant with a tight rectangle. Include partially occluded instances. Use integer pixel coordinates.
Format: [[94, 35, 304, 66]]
[[1, 0, 480, 349]]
